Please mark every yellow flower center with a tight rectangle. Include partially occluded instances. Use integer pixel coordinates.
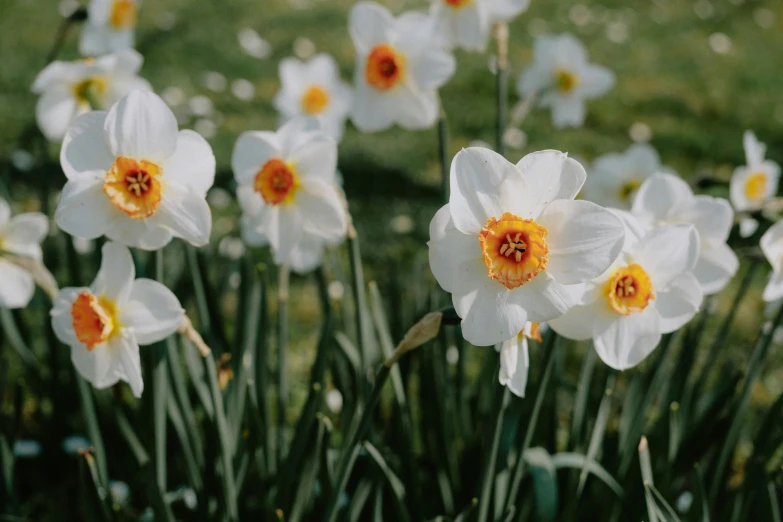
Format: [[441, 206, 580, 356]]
[[103, 157, 163, 219], [445, 0, 473, 8], [744, 172, 767, 201], [605, 263, 654, 315], [300, 85, 330, 115], [555, 68, 580, 93], [618, 178, 642, 202], [479, 212, 549, 290], [365, 44, 405, 91], [71, 292, 119, 350], [110, 0, 138, 29], [72, 77, 107, 106], [254, 158, 299, 205]]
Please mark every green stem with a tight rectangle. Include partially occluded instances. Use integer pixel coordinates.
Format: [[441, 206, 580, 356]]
[[477, 376, 511, 522], [277, 263, 290, 465], [494, 23, 509, 156], [438, 109, 450, 203], [152, 250, 168, 491], [75, 375, 107, 488]]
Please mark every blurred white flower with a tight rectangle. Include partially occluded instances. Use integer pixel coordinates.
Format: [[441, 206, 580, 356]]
[[237, 28, 272, 59], [328, 280, 345, 301], [72, 237, 96, 255], [497, 322, 538, 397], [80, 0, 140, 56], [109, 480, 130, 506], [517, 33, 615, 128], [56, 90, 215, 250], [231, 79, 256, 101], [62, 434, 91, 454], [326, 388, 344, 414], [274, 54, 353, 142], [10, 149, 35, 172], [632, 173, 738, 295], [202, 71, 227, 92], [13, 439, 42, 458], [430, 0, 530, 51], [188, 95, 213, 117], [584, 144, 672, 209], [0, 199, 49, 309], [31, 50, 151, 142], [730, 131, 780, 237], [293, 37, 316, 60], [232, 118, 348, 271], [629, 122, 652, 143], [51, 242, 185, 398], [349, 2, 456, 132], [550, 217, 703, 370], [428, 147, 625, 346], [761, 220, 783, 302]]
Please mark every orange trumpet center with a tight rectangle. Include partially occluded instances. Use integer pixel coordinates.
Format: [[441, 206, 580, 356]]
[[254, 158, 299, 205], [479, 212, 549, 290], [744, 172, 767, 202], [365, 44, 405, 91], [605, 264, 654, 315], [104, 157, 163, 219], [445, 0, 473, 8], [301, 85, 330, 115], [71, 292, 118, 350], [110, 0, 137, 29]]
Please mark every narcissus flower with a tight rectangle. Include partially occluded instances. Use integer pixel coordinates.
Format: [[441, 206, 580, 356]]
[[0, 199, 49, 309], [730, 131, 781, 237], [549, 218, 702, 370], [80, 0, 140, 56], [55, 90, 215, 250], [50, 242, 185, 397], [428, 147, 626, 346], [31, 50, 151, 142], [349, 2, 456, 132], [232, 118, 348, 266], [274, 54, 352, 142], [760, 220, 783, 302], [632, 173, 738, 295], [517, 33, 615, 128], [497, 321, 539, 397], [430, 0, 530, 52], [584, 144, 672, 209]]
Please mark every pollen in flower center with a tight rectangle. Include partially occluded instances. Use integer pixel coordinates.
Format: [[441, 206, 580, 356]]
[[745, 172, 767, 201], [365, 44, 405, 91], [104, 157, 163, 220], [479, 212, 549, 289], [110, 0, 137, 29], [301, 85, 330, 114], [71, 292, 119, 350], [605, 263, 654, 315], [72, 77, 107, 106], [445, 0, 473, 8], [254, 158, 299, 205], [554, 68, 580, 93], [618, 178, 642, 202]]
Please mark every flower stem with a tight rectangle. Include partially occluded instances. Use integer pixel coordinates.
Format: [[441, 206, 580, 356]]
[[438, 108, 450, 203], [494, 22, 509, 156], [477, 375, 511, 522], [277, 263, 290, 466]]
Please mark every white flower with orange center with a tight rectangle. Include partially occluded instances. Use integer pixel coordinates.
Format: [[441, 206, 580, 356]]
[[730, 131, 781, 237], [349, 2, 456, 132], [760, 220, 783, 302], [497, 321, 539, 397], [50, 242, 185, 398], [80, 0, 140, 56], [517, 33, 615, 129], [232, 118, 348, 266], [428, 147, 626, 346], [273, 53, 352, 142], [632, 173, 739, 296], [55, 90, 215, 250], [0, 199, 49, 309], [584, 144, 674, 210], [31, 50, 151, 142], [549, 215, 703, 370], [430, 0, 530, 52]]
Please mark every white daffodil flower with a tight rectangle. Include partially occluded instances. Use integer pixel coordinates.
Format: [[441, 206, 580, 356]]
[[55, 90, 215, 250], [80, 0, 140, 56], [631, 173, 739, 295], [549, 216, 703, 371], [760, 220, 783, 302], [349, 2, 456, 132], [584, 144, 673, 209], [232, 118, 348, 267], [517, 33, 615, 128], [0, 199, 49, 309], [428, 147, 626, 346], [31, 50, 151, 142], [497, 321, 538, 397], [430, 0, 530, 52], [730, 131, 781, 237], [274, 53, 352, 142], [51, 242, 185, 398]]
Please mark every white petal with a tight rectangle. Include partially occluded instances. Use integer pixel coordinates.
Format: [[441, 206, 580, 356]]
[[289, 235, 326, 274], [517, 151, 586, 209], [454, 2, 489, 52], [729, 166, 754, 212], [266, 205, 304, 264], [656, 272, 703, 333], [162, 130, 216, 197], [36, 88, 80, 142], [91, 241, 135, 304], [537, 199, 625, 284], [349, 2, 394, 54], [548, 301, 606, 341], [0, 260, 35, 309], [60, 111, 114, 180], [693, 242, 739, 295], [486, 0, 530, 22], [631, 224, 700, 289], [105, 216, 174, 250], [509, 273, 576, 322], [503, 337, 529, 397], [50, 287, 85, 345], [79, 23, 110, 57], [578, 64, 615, 99], [744, 130, 766, 167], [296, 180, 347, 242], [428, 204, 482, 293], [152, 182, 212, 247], [760, 220, 783, 270], [409, 48, 456, 91], [231, 131, 281, 185], [739, 217, 759, 238], [71, 341, 120, 390], [631, 173, 693, 223], [289, 133, 338, 182], [351, 81, 395, 133], [593, 306, 661, 370], [55, 176, 117, 240], [3, 214, 49, 258], [104, 90, 179, 163], [120, 279, 185, 345], [0, 200, 9, 226], [550, 95, 586, 128], [391, 84, 439, 130], [113, 332, 144, 398], [763, 270, 783, 303], [279, 57, 308, 95], [675, 195, 733, 245], [240, 214, 269, 247]]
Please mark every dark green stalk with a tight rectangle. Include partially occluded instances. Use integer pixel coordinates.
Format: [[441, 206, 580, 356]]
[[254, 265, 272, 475], [151, 249, 168, 491], [347, 226, 371, 392], [75, 375, 107, 488], [438, 109, 450, 202], [277, 263, 290, 466], [45, 7, 87, 64], [477, 377, 511, 522]]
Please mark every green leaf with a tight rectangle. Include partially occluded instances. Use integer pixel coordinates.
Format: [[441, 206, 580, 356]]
[[551, 453, 624, 499], [523, 447, 559, 522], [364, 441, 412, 522], [578, 375, 615, 498]]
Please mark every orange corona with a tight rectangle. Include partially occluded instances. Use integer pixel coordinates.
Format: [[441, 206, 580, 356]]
[[110, 0, 137, 29], [744, 172, 767, 201], [555, 68, 580, 93], [605, 264, 654, 315], [104, 157, 163, 219], [254, 158, 299, 205], [445, 0, 473, 7], [301, 85, 330, 115], [365, 44, 405, 91], [479, 212, 549, 289], [71, 292, 118, 350]]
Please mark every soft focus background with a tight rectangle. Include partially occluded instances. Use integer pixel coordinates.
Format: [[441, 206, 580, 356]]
[[2, 0, 783, 520]]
